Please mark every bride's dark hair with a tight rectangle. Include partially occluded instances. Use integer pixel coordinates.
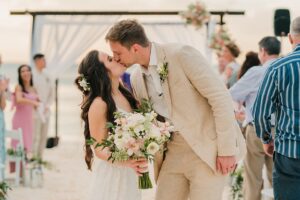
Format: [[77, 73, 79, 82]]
[[74, 50, 138, 170]]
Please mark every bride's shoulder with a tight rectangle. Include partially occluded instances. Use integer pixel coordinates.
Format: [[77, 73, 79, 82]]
[[89, 97, 107, 112]]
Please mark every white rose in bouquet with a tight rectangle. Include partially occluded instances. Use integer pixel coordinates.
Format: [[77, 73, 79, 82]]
[[146, 142, 160, 155], [149, 124, 161, 138]]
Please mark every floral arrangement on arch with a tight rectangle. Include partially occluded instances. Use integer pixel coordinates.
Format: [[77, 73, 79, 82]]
[[209, 27, 232, 53], [180, 1, 210, 29]]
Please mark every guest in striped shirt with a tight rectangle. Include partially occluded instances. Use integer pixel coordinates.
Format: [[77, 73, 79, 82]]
[[252, 16, 300, 200], [230, 36, 280, 200]]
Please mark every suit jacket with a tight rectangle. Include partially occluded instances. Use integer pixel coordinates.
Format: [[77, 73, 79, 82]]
[[130, 43, 246, 181]]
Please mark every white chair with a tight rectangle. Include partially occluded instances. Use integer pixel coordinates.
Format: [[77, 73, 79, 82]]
[[5, 128, 26, 186]]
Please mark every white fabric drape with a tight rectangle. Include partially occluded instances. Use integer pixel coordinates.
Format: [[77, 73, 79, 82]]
[[31, 15, 120, 78], [143, 23, 206, 54], [31, 15, 209, 78], [206, 20, 217, 63]]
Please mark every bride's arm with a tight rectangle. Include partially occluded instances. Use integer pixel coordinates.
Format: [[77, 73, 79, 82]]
[[88, 97, 111, 161]]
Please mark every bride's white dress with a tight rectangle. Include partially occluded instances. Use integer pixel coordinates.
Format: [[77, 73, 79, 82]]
[[88, 108, 141, 200], [88, 159, 141, 200]]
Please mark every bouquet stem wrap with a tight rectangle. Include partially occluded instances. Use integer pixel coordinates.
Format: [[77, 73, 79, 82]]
[[139, 172, 152, 189]]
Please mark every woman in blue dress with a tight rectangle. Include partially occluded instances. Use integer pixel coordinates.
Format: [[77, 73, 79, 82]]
[[0, 74, 8, 180]]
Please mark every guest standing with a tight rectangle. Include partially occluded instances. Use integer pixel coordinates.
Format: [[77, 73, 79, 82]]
[[221, 42, 240, 88], [120, 72, 132, 92], [12, 65, 39, 156], [238, 51, 260, 79], [233, 51, 261, 127], [252, 17, 300, 200], [32, 54, 53, 159], [0, 55, 8, 179], [230, 36, 280, 200]]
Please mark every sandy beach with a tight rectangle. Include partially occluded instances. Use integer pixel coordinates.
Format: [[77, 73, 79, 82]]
[[5, 69, 156, 200], [8, 137, 156, 200]]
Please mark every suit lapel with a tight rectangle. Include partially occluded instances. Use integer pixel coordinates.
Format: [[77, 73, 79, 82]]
[[154, 43, 172, 116]]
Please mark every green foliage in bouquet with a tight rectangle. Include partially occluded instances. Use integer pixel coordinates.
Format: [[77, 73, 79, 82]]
[[134, 98, 153, 114], [86, 136, 116, 159], [0, 181, 11, 200]]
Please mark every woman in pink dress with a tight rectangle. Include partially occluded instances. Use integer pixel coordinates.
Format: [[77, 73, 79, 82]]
[[12, 64, 39, 157]]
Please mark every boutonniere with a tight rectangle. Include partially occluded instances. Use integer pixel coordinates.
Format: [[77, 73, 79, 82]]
[[157, 57, 169, 83]]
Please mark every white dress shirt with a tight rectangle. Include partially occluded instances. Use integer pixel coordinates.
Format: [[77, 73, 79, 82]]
[[33, 68, 54, 119], [141, 43, 170, 120], [230, 59, 277, 125]]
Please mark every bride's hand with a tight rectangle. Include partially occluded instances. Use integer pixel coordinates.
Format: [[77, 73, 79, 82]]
[[118, 158, 148, 176]]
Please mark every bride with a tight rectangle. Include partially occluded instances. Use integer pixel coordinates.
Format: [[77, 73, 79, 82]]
[[75, 50, 148, 200]]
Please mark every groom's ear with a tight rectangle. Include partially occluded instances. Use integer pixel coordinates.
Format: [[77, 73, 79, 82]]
[[131, 44, 141, 53]]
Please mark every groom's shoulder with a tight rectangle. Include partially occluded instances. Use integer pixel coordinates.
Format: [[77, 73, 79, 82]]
[[160, 43, 201, 55], [160, 42, 187, 50]]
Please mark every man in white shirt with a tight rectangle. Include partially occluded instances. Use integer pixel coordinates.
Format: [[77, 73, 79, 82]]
[[32, 54, 53, 159], [230, 36, 280, 200]]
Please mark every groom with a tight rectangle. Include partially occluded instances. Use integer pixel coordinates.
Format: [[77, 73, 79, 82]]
[[106, 19, 245, 200]]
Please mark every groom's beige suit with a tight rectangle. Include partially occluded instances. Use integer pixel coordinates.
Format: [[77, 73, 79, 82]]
[[130, 43, 246, 200]]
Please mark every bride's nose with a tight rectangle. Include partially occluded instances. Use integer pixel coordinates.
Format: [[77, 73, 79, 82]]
[[113, 57, 120, 63]]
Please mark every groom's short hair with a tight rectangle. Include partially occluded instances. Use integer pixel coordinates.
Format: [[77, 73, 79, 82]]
[[105, 19, 149, 49]]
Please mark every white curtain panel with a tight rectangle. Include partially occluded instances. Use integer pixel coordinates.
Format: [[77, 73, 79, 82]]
[[31, 15, 120, 79], [143, 22, 206, 54], [31, 15, 209, 78]]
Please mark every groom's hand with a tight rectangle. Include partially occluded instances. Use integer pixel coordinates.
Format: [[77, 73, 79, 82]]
[[216, 156, 236, 175]]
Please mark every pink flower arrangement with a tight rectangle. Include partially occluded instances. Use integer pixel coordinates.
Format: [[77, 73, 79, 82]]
[[210, 28, 232, 52], [180, 1, 211, 29]]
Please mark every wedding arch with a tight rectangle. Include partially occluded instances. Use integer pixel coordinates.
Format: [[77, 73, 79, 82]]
[[10, 9, 244, 140]]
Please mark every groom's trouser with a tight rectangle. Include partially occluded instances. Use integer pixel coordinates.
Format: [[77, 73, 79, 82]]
[[156, 132, 226, 200], [243, 125, 273, 200]]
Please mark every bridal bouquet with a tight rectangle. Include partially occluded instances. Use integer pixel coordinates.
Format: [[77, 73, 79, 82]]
[[88, 110, 173, 189]]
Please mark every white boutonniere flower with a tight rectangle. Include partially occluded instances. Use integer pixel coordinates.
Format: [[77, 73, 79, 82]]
[[157, 58, 169, 83]]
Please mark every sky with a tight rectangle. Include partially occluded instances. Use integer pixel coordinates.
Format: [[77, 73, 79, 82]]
[[1, 0, 300, 64]]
